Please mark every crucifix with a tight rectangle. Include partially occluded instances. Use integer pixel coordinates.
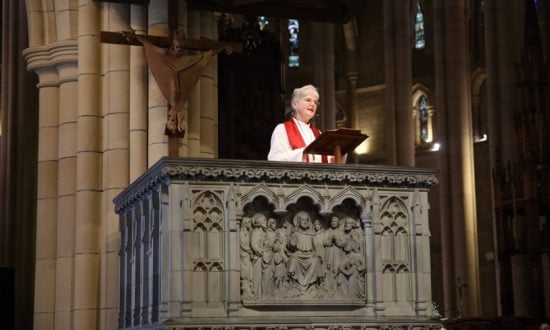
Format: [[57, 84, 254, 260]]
[[95, 0, 243, 156]]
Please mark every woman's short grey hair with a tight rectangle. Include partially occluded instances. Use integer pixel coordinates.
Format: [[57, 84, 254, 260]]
[[291, 84, 319, 105], [286, 84, 319, 117]]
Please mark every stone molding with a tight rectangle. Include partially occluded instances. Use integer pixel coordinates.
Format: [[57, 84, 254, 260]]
[[22, 40, 78, 86], [114, 157, 438, 213]]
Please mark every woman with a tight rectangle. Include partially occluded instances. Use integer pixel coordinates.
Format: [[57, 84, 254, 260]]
[[267, 84, 329, 162]]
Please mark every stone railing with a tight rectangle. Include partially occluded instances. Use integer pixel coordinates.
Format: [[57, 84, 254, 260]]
[[113, 157, 441, 330]]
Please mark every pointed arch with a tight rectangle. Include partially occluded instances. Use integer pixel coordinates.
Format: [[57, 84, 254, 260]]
[[240, 183, 278, 211], [285, 184, 326, 213], [411, 83, 435, 146]]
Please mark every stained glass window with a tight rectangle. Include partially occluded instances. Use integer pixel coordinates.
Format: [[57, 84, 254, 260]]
[[415, 1, 426, 49], [418, 95, 429, 143], [288, 19, 300, 67]]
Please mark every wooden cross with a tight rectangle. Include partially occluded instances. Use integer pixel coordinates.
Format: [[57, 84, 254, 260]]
[[95, 0, 242, 157]]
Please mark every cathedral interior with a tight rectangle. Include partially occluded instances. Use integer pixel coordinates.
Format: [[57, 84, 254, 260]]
[[1, 0, 549, 329]]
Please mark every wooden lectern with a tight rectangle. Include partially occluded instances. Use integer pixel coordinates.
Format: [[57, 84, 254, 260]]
[[304, 128, 368, 164]]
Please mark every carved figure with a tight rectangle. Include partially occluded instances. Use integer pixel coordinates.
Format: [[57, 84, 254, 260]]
[[286, 211, 324, 290], [312, 219, 325, 260], [342, 217, 363, 252], [239, 217, 254, 299], [261, 218, 278, 296], [337, 240, 366, 299], [274, 222, 292, 289], [250, 213, 268, 298], [323, 216, 344, 289]]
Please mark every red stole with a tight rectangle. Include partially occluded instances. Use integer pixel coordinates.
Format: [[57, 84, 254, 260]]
[[283, 119, 328, 163]]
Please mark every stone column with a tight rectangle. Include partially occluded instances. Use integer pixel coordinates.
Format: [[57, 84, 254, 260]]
[[383, 0, 414, 166], [312, 22, 336, 131], [24, 61, 59, 329], [187, 11, 201, 157], [101, 2, 131, 327], [433, 0, 480, 317], [148, 0, 170, 164], [73, 1, 102, 328], [484, 1, 522, 315], [343, 21, 359, 129], [24, 41, 79, 330], [129, 4, 148, 181], [55, 52, 79, 330], [484, 0, 520, 168], [199, 11, 218, 158]]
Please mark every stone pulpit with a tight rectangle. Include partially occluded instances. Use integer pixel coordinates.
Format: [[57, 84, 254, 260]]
[[113, 158, 440, 329]]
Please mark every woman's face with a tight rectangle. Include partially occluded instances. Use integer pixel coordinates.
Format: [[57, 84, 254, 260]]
[[293, 92, 319, 123]]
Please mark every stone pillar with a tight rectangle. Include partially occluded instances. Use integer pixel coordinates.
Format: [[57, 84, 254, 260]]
[[383, 0, 414, 166], [24, 41, 80, 330], [199, 11, 218, 158], [73, 1, 102, 328], [312, 22, 336, 131], [148, 0, 170, 164], [484, 0, 520, 167], [343, 21, 359, 129], [101, 2, 131, 327], [186, 10, 201, 158], [31, 67, 59, 330], [129, 4, 148, 181], [433, 0, 480, 317], [55, 52, 79, 330], [484, 2, 522, 315]]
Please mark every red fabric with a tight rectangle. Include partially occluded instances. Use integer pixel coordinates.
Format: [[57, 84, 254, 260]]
[[283, 120, 328, 163]]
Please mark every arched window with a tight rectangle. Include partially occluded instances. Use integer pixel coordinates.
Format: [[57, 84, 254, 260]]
[[288, 19, 300, 67], [412, 90, 435, 147], [414, 1, 426, 49]]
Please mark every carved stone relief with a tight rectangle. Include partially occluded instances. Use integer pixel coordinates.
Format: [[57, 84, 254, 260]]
[[379, 196, 411, 302], [192, 191, 225, 304], [240, 196, 366, 302]]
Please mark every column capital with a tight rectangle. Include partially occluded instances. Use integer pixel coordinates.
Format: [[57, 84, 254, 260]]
[[22, 40, 78, 86]]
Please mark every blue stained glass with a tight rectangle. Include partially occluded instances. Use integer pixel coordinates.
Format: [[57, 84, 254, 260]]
[[419, 96, 429, 143], [415, 2, 425, 49], [288, 19, 300, 67]]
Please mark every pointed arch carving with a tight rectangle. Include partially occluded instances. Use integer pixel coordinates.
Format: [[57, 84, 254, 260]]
[[329, 186, 365, 211], [192, 191, 224, 231], [191, 191, 225, 261], [285, 184, 325, 213], [240, 184, 278, 211], [379, 196, 413, 304]]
